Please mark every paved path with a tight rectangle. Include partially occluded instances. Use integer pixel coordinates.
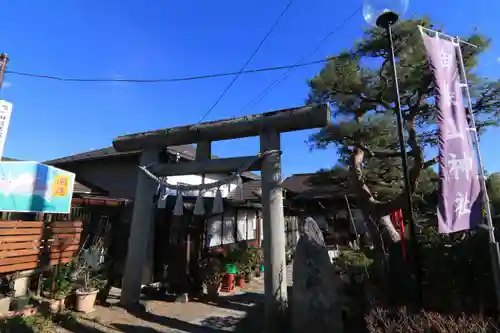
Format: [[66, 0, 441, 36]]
[[57, 280, 266, 333]]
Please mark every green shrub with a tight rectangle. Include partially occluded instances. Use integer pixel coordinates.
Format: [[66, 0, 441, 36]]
[[1, 315, 56, 333], [42, 263, 75, 299]]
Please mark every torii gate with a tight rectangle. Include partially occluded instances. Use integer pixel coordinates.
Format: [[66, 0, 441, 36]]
[[112, 104, 330, 325]]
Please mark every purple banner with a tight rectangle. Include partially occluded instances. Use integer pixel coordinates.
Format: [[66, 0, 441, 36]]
[[421, 32, 482, 234]]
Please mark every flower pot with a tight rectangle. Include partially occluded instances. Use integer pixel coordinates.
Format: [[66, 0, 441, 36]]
[[48, 298, 66, 314], [236, 276, 245, 288], [255, 268, 261, 277], [225, 264, 238, 275], [75, 289, 98, 313], [0, 297, 10, 314], [206, 283, 221, 298]]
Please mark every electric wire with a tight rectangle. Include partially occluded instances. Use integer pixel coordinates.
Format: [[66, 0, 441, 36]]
[[238, 5, 362, 113], [197, 0, 294, 123], [5, 59, 328, 84], [2, 4, 361, 120], [3, 26, 464, 86]]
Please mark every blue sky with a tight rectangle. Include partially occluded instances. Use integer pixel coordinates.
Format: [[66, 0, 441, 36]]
[[1, 0, 499, 176]]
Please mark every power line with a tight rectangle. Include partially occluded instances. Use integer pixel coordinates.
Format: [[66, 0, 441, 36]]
[[198, 0, 294, 122], [239, 5, 362, 113], [5, 59, 328, 84]]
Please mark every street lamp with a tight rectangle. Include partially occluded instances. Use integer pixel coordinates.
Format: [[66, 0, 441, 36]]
[[363, 0, 422, 304], [362, 0, 408, 28]]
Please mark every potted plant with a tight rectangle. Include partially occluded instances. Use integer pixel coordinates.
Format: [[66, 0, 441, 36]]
[[75, 269, 107, 313], [246, 248, 263, 281], [240, 248, 259, 283], [200, 254, 224, 298], [49, 278, 73, 313], [235, 258, 248, 287], [252, 248, 264, 277], [0, 275, 15, 314], [42, 263, 74, 313]]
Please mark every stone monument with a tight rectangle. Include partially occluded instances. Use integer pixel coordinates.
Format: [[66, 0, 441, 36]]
[[292, 217, 343, 333]]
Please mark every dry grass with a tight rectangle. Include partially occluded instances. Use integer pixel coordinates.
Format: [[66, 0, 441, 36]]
[[365, 307, 499, 333]]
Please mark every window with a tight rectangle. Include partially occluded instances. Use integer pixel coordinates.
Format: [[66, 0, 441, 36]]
[[222, 211, 235, 245], [207, 215, 222, 247], [236, 210, 247, 241], [246, 210, 257, 239], [206, 209, 259, 246]]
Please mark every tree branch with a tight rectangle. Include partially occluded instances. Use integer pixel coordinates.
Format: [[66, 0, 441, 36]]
[[357, 142, 415, 159], [423, 157, 438, 168], [349, 146, 379, 205]]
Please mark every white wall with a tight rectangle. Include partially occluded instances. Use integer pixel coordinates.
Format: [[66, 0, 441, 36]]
[[162, 174, 238, 198]]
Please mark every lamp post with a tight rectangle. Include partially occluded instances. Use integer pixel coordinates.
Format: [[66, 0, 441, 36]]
[[363, 0, 422, 304]]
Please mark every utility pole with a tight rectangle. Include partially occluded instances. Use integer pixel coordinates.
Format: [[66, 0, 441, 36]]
[[0, 53, 9, 89]]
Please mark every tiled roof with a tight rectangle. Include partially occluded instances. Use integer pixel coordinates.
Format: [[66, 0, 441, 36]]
[[227, 180, 262, 202], [44, 145, 217, 165], [73, 181, 92, 194], [282, 173, 317, 193], [44, 146, 260, 180], [44, 147, 145, 165], [282, 173, 350, 199]]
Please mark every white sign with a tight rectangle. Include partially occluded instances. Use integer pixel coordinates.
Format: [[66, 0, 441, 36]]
[[0, 100, 13, 160], [328, 249, 340, 263]]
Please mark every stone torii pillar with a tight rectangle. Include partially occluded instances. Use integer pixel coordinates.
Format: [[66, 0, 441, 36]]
[[120, 149, 159, 305], [260, 130, 288, 306], [113, 105, 331, 328]]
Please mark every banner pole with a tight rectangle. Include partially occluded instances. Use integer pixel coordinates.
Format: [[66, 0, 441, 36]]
[[344, 194, 360, 247], [418, 26, 478, 48], [455, 36, 500, 312]]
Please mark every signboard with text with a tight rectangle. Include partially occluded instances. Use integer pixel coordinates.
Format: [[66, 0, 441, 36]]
[[0, 100, 13, 159], [0, 161, 75, 213]]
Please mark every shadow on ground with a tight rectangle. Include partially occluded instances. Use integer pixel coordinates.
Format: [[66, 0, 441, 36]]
[[194, 292, 265, 313], [118, 300, 258, 333], [58, 287, 291, 333]]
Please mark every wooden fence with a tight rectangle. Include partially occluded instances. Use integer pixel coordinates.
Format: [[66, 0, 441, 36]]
[[0, 221, 82, 274]]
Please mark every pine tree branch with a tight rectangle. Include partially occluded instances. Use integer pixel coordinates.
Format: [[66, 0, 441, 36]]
[[377, 112, 424, 215]]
